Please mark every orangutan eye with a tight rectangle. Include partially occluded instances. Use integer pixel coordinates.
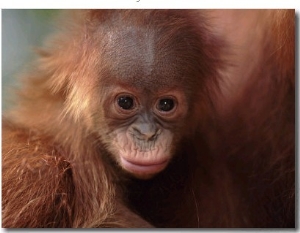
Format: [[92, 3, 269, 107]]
[[157, 98, 175, 112], [117, 96, 134, 110]]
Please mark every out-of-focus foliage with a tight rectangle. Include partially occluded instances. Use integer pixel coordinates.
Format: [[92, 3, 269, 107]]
[[2, 10, 61, 110]]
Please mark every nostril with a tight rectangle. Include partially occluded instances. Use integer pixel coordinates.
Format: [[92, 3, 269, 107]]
[[148, 134, 157, 141], [132, 127, 142, 135], [132, 126, 159, 141], [144, 132, 157, 140]]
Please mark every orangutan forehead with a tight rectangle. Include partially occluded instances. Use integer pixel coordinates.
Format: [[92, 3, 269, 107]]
[[100, 27, 186, 89]]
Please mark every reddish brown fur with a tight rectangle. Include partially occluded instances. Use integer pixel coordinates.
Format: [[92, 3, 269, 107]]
[[2, 10, 295, 228], [216, 10, 295, 227]]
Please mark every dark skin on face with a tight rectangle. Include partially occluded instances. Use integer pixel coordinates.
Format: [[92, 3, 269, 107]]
[[104, 84, 188, 179], [100, 38, 188, 179], [94, 20, 195, 179], [76, 10, 208, 180]]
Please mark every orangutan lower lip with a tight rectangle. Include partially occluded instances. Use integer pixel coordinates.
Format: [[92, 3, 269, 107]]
[[120, 157, 169, 174]]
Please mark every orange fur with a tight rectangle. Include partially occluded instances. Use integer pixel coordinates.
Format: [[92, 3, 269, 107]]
[[2, 10, 295, 228]]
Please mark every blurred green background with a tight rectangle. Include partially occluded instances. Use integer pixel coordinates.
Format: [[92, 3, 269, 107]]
[[2, 9, 61, 110]]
